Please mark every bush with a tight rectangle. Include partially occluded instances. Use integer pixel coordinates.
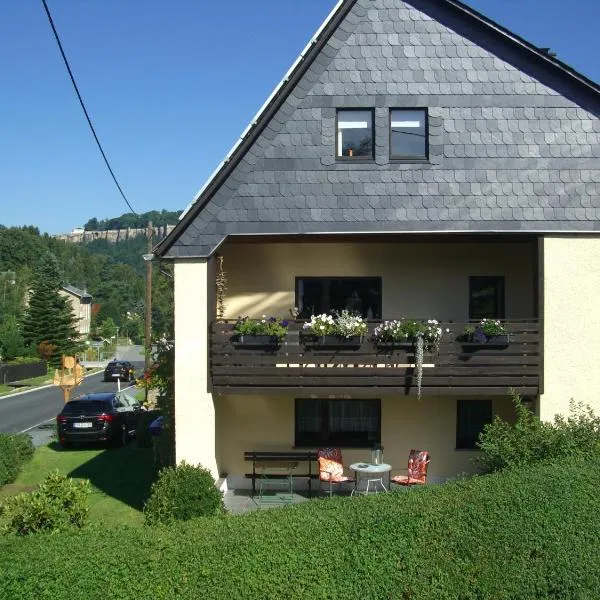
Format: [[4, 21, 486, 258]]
[[144, 462, 224, 525], [476, 390, 600, 473], [0, 433, 34, 488], [0, 471, 90, 536], [1, 456, 600, 598]]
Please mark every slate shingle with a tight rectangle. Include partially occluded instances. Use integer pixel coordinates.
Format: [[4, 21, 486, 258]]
[[164, 0, 600, 257]]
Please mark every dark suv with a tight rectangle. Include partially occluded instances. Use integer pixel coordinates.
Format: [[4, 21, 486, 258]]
[[56, 392, 141, 448], [103, 360, 135, 382]]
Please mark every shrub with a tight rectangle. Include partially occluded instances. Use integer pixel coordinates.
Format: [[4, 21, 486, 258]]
[[476, 390, 600, 473], [0, 433, 34, 488], [1, 456, 600, 598], [144, 462, 224, 525], [0, 471, 90, 536]]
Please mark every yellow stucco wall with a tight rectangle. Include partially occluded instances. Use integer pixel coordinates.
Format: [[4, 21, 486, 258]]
[[219, 240, 536, 321], [174, 259, 218, 477], [540, 236, 600, 420], [215, 394, 515, 485]]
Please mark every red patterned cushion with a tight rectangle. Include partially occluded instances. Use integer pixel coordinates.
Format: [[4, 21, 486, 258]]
[[318, 457, 343, 481]]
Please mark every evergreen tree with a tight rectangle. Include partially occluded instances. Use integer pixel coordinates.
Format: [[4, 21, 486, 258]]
[[22, 252, 80, 366]]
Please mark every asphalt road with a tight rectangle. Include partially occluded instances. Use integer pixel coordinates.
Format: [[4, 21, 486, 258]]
[[0, 369, 139, 437]]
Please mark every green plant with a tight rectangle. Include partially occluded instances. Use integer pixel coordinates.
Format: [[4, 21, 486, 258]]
[[302, 310, 368, 338], [1, 470, 90, 535], [0, 433, 34, 488], [144, 462, 224, 525], [476, 390, 600, 473], [464, 318, 507, 342], [372, 318, 445, 348], [215, 254, 227, 321], [233, 316, 289, 340], [2, 456, 600, 598], [373, 319, 446, 400]]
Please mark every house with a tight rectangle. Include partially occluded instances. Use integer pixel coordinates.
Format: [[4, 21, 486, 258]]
[[59, 285, 93, 336], [154, 0, 600, 488]]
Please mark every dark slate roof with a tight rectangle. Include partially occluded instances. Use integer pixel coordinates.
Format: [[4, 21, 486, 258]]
[[155, 0, 600, 259], [61, 284, 92, 300]]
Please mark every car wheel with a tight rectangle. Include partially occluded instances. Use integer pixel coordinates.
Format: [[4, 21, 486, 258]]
[[59, 439, 73, 449]]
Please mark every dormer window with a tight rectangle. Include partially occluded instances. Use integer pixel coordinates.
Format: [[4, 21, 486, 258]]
[[336, 109, 374, 159], [390, 108, 428, 160]]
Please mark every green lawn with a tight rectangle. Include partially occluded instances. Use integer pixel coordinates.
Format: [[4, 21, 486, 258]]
[[0, 442, 155, 525]]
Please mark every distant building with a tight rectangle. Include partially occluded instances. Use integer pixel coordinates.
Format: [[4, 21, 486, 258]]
[[59, 285, 93, 336]]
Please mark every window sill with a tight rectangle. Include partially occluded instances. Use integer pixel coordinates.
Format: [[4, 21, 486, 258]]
[[335, 157, 375, 162], [389, 158, 430, 164]]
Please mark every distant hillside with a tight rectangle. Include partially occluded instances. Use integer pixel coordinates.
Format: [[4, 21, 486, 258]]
[[84, 209, 181, 231]]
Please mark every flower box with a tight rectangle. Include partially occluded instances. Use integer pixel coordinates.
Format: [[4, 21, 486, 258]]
[[234, 334, 281, 348], [461, 334, 510, 350], [375, 341, 414, 351], [304, 335, 363, 348]]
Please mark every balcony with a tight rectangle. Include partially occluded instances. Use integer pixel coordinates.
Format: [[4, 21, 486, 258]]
[[210, 320, 540, 396]]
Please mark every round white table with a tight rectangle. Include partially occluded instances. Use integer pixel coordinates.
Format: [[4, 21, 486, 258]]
[[350, 462, 392, 495]]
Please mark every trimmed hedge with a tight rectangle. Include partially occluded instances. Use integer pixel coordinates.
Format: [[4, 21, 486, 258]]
[[1, 456, 600, 599], [0, 433, 34, 488]]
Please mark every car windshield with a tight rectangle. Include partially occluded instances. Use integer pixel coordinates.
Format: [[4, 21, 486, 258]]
[[62, 400, 112, 414]]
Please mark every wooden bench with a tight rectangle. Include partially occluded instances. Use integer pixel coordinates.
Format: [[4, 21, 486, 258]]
[[244, 451, 318, 498]]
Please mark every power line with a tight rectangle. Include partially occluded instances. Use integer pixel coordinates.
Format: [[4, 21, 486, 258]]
[[40, 0, 137, 215]]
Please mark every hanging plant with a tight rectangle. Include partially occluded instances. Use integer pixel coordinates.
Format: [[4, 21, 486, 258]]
[[215, 254, 227, 321], [415, 334, 424, 400]]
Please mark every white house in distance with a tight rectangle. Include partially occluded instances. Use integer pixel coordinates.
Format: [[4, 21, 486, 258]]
[[59, 285, 93, 336]]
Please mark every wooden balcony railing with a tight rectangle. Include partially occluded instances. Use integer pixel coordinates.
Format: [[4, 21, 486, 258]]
[[210, 320, 540, 396]]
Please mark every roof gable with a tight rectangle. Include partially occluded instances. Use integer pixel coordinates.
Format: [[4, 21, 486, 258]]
[[156, 0, 600, 259]]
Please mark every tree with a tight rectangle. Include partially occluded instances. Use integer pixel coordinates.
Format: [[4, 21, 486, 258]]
[[22, 252, 80, 366], [99, 317, 117, 340], [0, 316, 26, 360]]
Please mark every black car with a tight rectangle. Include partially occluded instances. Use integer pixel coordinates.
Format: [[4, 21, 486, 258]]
[[56, 392, 141, 448], [103, 360, 135, 382]]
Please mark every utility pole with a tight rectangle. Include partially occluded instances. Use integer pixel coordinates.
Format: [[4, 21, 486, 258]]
[[145, 221, 153, 371]]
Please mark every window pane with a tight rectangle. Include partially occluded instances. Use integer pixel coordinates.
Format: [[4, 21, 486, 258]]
[[296, 277, 381, 319], [295, 399, 380, 447], [469, 276, 505, 319], [328, 400, 379, 446], [390, 109, 427, 158], [295, 399, 323, 446], [337, 110, 373, 158], [456, 400, 492, 449]]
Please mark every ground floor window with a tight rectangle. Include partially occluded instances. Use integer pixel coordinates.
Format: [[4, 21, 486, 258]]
[[295, 277, 382, 319], [456, 399, 493, 449], [295, 398, 381, 448]]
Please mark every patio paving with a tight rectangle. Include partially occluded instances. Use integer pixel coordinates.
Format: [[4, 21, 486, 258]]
[[223, 489, 313, 515]]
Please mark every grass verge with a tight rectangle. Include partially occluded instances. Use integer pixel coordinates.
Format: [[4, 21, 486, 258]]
[[0, 368, 102, 397], [0, 442, 155, 526]]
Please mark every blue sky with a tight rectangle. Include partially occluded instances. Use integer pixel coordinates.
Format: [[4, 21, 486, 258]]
[[1, 0, 598, 234]]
